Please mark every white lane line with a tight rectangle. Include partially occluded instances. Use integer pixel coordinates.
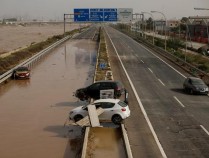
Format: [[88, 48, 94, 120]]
[[106, 28, 167, 158], [200, 125, 209, 136], [124, 32, 187, 79], [158, 79, 165, 86], [141, 60, 144, 63], [148, 68, 153, 73], [173, 96, 185, 108]]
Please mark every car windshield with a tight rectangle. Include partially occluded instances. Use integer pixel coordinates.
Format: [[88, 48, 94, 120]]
[[16, 67, 29, 71], [118, 101, 127, 107], [192, 78, 205, 85]]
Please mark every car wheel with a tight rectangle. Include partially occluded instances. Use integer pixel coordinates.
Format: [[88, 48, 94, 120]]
[[184, 87, 189, 93], [190, 89, 194, 95], [74, 115, 83, 122], [112, 115, 122, 124]]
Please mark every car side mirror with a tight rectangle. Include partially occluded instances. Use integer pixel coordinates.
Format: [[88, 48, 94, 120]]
[[124, 89, 128, 105]]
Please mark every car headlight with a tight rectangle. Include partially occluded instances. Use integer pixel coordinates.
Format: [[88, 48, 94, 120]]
[[69, 111, 74, 115], [195, 87, 199, 90], [205, 87, 208, 91]]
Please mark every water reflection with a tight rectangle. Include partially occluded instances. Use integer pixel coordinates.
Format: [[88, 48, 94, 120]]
[[74, 40, 97, 67], [15, 79, 30, 87]]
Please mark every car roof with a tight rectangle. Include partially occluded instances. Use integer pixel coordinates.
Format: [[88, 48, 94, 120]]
[[187, 77, 202, 81], [95, 80, 120, 83], [93, 98, 120, 104], [16, 66, 29, 70]]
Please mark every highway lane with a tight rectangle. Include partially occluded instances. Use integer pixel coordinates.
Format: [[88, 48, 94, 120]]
[[74, 25, 99, 39], [105, 26, 209, 158], [0, 34, 97, 157]]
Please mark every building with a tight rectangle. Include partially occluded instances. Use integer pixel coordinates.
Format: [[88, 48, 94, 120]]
[[3, 18, 17, 24], [187, 16, 209, 44]]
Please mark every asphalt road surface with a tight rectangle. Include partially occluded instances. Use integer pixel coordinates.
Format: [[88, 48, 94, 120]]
[[104, 26, 209, 158]]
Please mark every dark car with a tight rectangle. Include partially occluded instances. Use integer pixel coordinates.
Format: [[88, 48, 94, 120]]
[[12, 66, 30, 79], [183, 77, 208, 95], [75, 80, 125, 101]]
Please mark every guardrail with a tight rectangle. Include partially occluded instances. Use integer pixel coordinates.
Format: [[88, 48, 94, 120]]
[[81, 27, 133, 158], [119, 29, 209, 84], [0, 35, 71, 84]]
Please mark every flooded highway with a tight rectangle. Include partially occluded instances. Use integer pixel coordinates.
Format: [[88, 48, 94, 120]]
[[0, 39, 97, 158], [86, 127, 126, 158]]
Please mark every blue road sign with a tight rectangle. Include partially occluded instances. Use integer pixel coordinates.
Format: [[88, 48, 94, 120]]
[[90, 8, 104, 22], [99, 62, 106, 69], [104, 8, 117, 22], [74, 9, 89, 22]]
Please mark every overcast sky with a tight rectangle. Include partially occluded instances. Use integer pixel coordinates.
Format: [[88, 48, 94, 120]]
[[0, 0, 209, 20]]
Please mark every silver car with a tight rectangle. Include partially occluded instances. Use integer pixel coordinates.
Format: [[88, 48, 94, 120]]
[[183, 77, 209, 95], [69, 99, 131, 124]]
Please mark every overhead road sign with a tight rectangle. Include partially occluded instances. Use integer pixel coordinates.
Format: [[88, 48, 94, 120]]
[[74, 9, 89, 22], [118, 8, 133, 22], [74, 8, 118, 22], [90, 8, 104, 22], [104, 8, 117, 22]]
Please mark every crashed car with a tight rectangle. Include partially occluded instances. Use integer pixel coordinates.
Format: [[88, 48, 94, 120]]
[[69, 98, 131, 124], [12, 66, 30, 79], [75, 80, 125, 101]]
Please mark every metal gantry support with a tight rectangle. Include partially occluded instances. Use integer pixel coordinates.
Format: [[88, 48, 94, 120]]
[[151, 11, 167, 51], [132, 13, 144, 37], [142, 12, 155, 45], [64, 14, 74, 34]]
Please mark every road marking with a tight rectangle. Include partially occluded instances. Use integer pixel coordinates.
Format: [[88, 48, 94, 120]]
[[158, 79, 165, 86], [200, 125, 209, 136], [141, 60, 144, 63], [124, 32, 187, 79], [148, 68, 153, 73], [173, 96, 185, 108], [106, 28, 167, 158]]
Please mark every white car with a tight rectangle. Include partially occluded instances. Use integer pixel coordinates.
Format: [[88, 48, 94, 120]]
[[69, 99, 131, 124]]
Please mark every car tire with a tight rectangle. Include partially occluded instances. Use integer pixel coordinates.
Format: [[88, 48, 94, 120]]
[[74, 115, 83, 122], [112, 115, 122, 124], [190, 89, 194, 95]]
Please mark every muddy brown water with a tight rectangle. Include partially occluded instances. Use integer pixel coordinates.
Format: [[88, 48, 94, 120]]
[[0, 39, 97, 158], [86, 127, 126, 158]]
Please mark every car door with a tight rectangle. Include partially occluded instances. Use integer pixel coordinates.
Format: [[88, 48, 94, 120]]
[[87, 82, 101, 99], [99, 102, 115, 120], [187, 79, 193, 89]]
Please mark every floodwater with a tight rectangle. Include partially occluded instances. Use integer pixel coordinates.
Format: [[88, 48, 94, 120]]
[[0, 39, 97, 158], [86, 127, 126, 158]]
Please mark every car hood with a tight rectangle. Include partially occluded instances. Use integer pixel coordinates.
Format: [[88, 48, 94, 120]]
[[70, 106, 84, 114], [76, 87, 86, 92], [72, 106, 83, 112], [16, 71, 29, 74], [194, 84, 208, 89]]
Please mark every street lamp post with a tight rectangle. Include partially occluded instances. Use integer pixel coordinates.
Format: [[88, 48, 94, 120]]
[[151, 11, 167, 50], [142, 12, 155, 45]]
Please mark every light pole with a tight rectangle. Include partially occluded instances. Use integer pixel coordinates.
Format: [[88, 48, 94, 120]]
[[151, 11, 167, 50], [142, 12, 155, 45]]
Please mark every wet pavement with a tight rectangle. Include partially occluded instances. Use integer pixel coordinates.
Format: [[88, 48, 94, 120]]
[[0, 39, 97, 158]]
